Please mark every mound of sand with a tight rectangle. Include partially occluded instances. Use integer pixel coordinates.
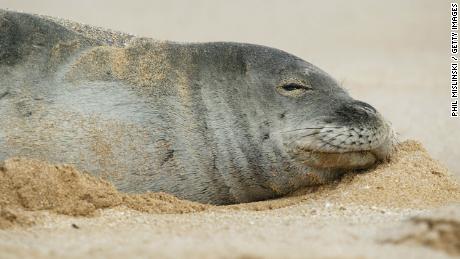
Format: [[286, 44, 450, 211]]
[[0, 158, 207, 228], [300, 140, 460, 207], [1, 140, 459, 230]]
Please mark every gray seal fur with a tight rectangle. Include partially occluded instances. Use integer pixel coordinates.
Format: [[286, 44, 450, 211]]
[[0, 10, 395, 204]]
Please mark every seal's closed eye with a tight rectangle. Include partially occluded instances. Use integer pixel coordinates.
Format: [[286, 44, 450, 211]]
[[282, 83, 308, 91], [276, 81, 311, 97]]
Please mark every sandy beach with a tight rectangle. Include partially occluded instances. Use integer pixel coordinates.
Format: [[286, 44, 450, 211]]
[[0, 1, 459, 258]]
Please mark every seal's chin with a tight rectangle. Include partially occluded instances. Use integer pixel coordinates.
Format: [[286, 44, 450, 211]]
[[291, 149, 378, 170]]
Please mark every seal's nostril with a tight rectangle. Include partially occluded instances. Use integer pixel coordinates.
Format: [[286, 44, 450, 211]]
[[353, 101, 377, 114]]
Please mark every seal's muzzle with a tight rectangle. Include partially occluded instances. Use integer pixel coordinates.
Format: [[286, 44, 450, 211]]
[[282, 100, 396, 171]]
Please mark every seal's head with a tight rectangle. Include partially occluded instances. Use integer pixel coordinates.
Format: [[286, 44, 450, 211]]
[[228, 43, 396, 184]]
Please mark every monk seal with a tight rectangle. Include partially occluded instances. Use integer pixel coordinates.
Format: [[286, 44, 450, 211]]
[[0, 10, 396, 204]]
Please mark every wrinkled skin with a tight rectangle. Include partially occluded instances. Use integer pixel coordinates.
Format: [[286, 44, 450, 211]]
[[0, 10, 395, 204]]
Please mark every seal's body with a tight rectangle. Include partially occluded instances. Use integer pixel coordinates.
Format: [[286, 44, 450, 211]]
[[0, 10, 395, 204]]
